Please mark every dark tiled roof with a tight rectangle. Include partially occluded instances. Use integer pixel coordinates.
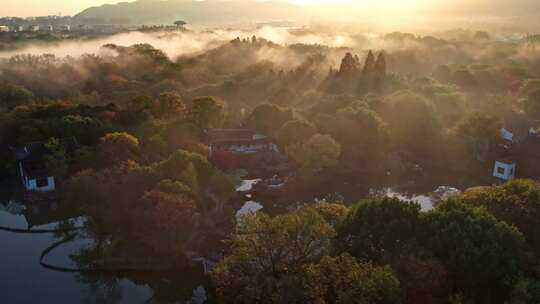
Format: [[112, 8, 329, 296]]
[[14, 137, 79, 162], [207, 129, 257, 143], [21, 160, 49, 179], [16, 137, 79, 180], [211, 137, 273, 146], [15, 142, 47, 162]]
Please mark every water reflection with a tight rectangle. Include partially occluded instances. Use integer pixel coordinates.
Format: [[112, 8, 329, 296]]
[[371, 186, 462, 212], [0, 208, 152, 304]]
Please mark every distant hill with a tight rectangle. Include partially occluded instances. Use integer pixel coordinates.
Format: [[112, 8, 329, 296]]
[[73, 0, 304, 26]]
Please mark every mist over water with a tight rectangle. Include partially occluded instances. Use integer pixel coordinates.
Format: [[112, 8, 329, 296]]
[[0, 27, 364, 61]]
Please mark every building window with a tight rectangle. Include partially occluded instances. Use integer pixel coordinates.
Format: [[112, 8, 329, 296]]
[[497, 166, 506, 175], [36, 178, 48, 188]]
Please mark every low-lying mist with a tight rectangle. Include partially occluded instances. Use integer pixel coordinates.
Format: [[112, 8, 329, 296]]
[[0, 27, 363, 61]]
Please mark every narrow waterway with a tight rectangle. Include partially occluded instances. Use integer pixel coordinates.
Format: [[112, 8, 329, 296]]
[[0, 209, 152, 304]]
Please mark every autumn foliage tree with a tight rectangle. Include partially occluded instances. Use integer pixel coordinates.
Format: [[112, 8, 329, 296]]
[[188, 96, 224, 130], [98, 132, 140, 166], [212, 207, 401, 304]]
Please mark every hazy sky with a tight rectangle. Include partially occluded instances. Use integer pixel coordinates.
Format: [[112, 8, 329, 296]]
[[2, 0, 539, 18], [2, 0, 440, 17], [2, 0, 121, 17]]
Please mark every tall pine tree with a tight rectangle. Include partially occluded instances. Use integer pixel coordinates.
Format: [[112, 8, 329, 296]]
[[374, 52, 387, 93]]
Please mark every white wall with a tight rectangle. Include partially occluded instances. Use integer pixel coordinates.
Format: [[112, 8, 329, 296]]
[[493, 161, 516, 181], [25, 177, 56, 192]]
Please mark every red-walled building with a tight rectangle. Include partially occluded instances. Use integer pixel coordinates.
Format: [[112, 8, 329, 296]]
[[206, 129, 282, 170]]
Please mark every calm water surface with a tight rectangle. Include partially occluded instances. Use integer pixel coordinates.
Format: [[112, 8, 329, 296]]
[[0, 209, 152, 304], [1, 173, 464, 304]]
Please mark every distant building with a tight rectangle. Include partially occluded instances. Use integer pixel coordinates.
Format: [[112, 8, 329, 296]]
[[30, 25, 40, 31], [236, 201, 263, 219], [15, 143, 56, 192], [207, 129, 282, 170], [14, 138, 78, 193], [493, 159, 516, 181], [0, 26, 9, 32], [500, 128, 514, 142]]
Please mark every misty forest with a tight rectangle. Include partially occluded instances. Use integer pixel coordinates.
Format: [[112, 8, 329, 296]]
[[3, 1, 540, 304]]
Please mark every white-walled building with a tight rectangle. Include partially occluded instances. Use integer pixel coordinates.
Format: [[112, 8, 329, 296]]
[[15, 143, 56, 192], [493, 160, 516, 181], [14, 139, 78, 193], [500, 128, 514, 142], [19, 163, 56, 192]]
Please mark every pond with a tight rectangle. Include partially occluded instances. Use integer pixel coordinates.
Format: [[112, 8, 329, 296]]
[[242, 171, 465, 216], [1, 172, 465, 303], [0, 207, 153, 304], [372, 186, 462, 212]]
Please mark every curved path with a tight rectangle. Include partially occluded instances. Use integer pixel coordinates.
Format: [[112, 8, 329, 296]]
[[0, 225, 82, 234], [1, 223, 159, 303], [2, 223, 195, 273]]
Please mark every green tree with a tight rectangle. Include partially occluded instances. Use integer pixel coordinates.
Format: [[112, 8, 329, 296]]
[[287, 134, 341, 173], [302, 254, 401, 304], [153, 91, 185, 118], [55, 115, 104, 145], [212, 207, 343, 303], [0, 83, 34, 109], [433, 90, 465, 127], [362, 51, 376, 75], [127, 95, 153, 112], [337, 197, 423, 263], [456, 113, 501, 161], [459, 179, 540, 254], [423, 199, 525, 302], [373, 52, 387, 92], [98, 132, 140, 166], [44, 137, 68, 179], [329, 102, 387, 164], [188, 96, 224, 130], [138, 189, 198, 257], [212, 206, 400, 303], [245, 103, 293, 135], [269, 87, 298, 107], [314, 202, 349, 228], [338, 52, 360, 77], [143, 134, 168, 162], [379, 91, 441, 157], [277, 119, 317, 147]]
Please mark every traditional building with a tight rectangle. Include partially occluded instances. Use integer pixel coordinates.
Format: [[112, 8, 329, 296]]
[[14, 138, 78, 193], [491, 127, 540, 181], [15, 143, 56, 192], [493, 159, 516, 181], [500, 128, 514, 142], [206, 129, 282, 170]]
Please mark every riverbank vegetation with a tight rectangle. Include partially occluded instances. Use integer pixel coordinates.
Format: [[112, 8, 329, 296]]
[[213, 180, 540, 303]]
